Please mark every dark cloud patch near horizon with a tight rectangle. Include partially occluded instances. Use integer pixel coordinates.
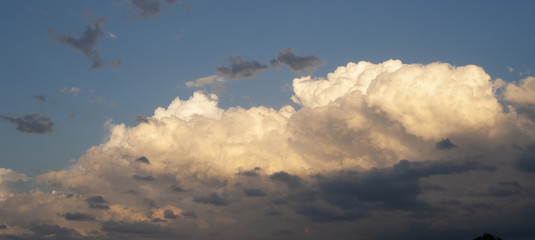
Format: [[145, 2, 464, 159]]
[[193, 192, 229, 206], [436, 138, 456, 150], [315, 159, 494, 213], [271, 48, 324, 74], [216, 56, 269, 80], [49, 19, 119, 70], [1, 113, 54, 134], [130, 0, 179, 18], [86, 195, 109, 209], [0, 223, 92, 240], [163, 210, 179, 219], [101, 220, 174, 238], [514, 153, 535, 173], [64, 212, 96, 221]]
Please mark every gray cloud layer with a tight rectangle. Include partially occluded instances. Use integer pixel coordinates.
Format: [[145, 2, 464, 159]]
[[130, 0, 179, 18], [0, 113, 54, 134]]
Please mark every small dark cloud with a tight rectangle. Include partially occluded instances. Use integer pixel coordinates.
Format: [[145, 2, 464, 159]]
[[152, 218, 167, 223], [181, 211, 197, 219], [133, 175, 155, 181], [0, 224, 6, 229], [64, 212, 95, 221], [135, 156, 150, 164], [101, 221, 172, 238], [435, 138, 456, 150], [130, 0, 178, 18], [170, 184, 185, 193], [238, 167, 261, 177], [271, 48, 324, 73], [1, 113, 54, 134], [163, 210, 179, 219], [270, 171, 303, 188], [86, 195, 109, 209], [265, 207, 283, 216], [49, 18, 117, 70], [216, 56, 269, 80], [133, 115, 149, 124], [126, 189, 138, 195], [193, 192, 229, 206], [243, 188, 266, 197], [32, 95, 46, 102]]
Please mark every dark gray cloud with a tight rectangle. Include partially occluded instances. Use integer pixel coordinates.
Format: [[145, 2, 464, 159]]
[[64, 212, 95, 221], [101, 221, 173, 238], [86, 195, 109, 209], [270, 171, 303, 188], [435, 138, 456, 150], [0, 224, 92, 240], [243, 188, 266, 197], [133, 115, 149, 124], [133, 175, 155, 181], [163, 210, 179, 219], [181, 211, 196, 219], [271, 48, 324, 73], [193, 192, 229, 206], [238, 167, 261, 177], [0, 113, 54, 134], [216, 56, 269, 80], [135, 156, 150, 164], [32, 95, 46, 102], [49, 19, 116, 70], [130, 0, 178, 18], [515, 153, 535, 173], [0, 225, 6, 230]]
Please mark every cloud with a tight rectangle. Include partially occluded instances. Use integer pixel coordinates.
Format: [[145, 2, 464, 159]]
[[32, 95, 46, 102], [0, 168, 29, 201], [108, 32, 117, 39], [3, 60, 535, 240], [64, 212, 96, 221], [49, 19, 108, 70], [271, 48, 324, 73], [186, 75, 224, 88], [435, 138, 456, 150], [59, 87, 81, 96], [129, 0, 179, 18], [503, 76, 535, 106], [216, 56, 269, 79], [0, 113, 54, 134]]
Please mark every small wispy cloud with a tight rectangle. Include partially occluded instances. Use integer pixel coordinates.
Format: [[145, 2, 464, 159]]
[[0, 113, 54, 134], [271, 48, 324, 74], [186, 75, 224, 88], [108, 32, 118, 39], [59, 87, 81, 96]]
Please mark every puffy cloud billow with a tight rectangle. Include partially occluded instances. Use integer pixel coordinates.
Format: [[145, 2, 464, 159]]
[[2, 60, 535, 240]]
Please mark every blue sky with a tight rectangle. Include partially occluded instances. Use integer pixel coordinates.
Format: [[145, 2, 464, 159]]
[[1, 1, 535, 239]]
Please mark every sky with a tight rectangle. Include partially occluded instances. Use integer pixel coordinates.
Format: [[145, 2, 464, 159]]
[[1, 0, 535, 239]]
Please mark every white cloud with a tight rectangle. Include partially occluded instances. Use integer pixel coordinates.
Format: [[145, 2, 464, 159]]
[[186, 75, 224, 88], [2, 60, 535, 240], [0, 168, 29, 201], [503, 76, 535, 105], [59, 86, 81, 96]]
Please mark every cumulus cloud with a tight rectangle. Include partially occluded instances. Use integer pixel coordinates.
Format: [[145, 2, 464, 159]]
[[216, 56, 269, 80], [2, 60, 535, 240], [59, 87, 81, 96], [0, 168, 29, 201], [503, 76, 535, 106], [0, 113, 54, 134], [129, 0, 179, 18], [271, 48, 325, 74]]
